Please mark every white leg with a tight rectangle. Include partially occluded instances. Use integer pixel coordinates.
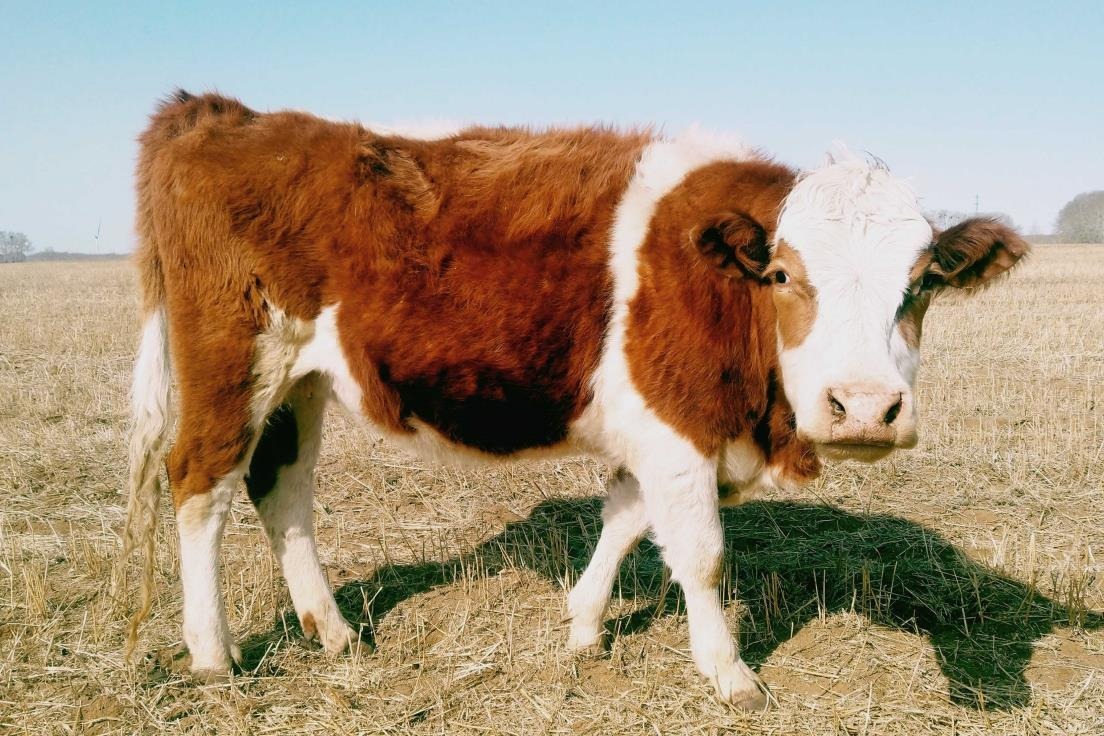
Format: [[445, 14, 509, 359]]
[[252, 378, 359, 654], [567, 470, 647, 650], [637, 456, 767, 710], [177, 478, 241, 676]]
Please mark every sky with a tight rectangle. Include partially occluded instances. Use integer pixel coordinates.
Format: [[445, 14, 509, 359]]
[[1, 1, 1102, 254]]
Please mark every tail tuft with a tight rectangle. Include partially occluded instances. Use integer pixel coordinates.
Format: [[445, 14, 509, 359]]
[[118, 306, 174, 658]]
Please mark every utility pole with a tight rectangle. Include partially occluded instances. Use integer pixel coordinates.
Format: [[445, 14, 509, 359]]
[[974, 194, 979, 215]]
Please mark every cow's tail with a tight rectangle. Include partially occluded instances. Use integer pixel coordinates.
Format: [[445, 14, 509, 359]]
[[118, 239, 173, 659]]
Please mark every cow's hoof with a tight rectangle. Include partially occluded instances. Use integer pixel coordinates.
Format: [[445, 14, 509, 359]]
[[566, 624, 607, 656], [300, 610, 372, 657], [187, 639, 241, 682], [711, 660, 769, 711], [321, 622, 365, 656]]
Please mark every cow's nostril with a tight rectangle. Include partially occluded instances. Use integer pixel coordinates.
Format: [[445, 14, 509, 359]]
[[884, 396, 902, 425], [827, 392, 846, 418]]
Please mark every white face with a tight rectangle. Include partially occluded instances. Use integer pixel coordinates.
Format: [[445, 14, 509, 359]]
[[771, 154, 933, 461]]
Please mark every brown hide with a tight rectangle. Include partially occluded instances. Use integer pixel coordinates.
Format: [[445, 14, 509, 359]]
[[135, 91, 817, 502]]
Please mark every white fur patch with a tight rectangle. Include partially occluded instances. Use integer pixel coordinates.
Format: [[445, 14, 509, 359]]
[[717, 436, 767, 507], [718, 435, 765, 487], [566, 472, 646, 649], [775, 147, 931, 438], [131, 307, 173, 442], [292, 305, 363, 415], [177, 477, 240, 672], [252, 307, 316, 423]]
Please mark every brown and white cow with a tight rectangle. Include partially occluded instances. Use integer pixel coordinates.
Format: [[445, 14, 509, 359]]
[[121, 91, 1029, 709]]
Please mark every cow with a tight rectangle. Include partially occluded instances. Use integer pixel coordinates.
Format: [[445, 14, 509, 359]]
[[120, 91, 1029, 709]]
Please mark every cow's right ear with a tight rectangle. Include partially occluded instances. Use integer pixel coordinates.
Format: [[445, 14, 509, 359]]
[[690, 211, 770, 279]]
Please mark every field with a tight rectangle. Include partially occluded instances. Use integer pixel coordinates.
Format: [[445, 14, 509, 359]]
[[2, 248, 1102, 735]]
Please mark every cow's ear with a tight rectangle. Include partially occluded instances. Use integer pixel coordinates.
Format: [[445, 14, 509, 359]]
[[914, 218, 1030, 293], [690, 211, 770, 279]]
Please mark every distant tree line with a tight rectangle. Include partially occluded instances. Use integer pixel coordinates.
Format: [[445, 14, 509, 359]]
[[0, 231, 32, 263], [1055, 191, 1104, 243], [0, 231, 123, 262], [29, 248, 126, 261]]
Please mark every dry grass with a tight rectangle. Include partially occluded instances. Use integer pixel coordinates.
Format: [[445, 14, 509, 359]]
[[1, 247, 1102, 735]]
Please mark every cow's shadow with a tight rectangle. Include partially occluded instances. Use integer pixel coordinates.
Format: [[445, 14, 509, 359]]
[[317, 498, 1100, 710]]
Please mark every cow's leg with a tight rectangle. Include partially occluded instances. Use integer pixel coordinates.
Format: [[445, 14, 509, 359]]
[[168, 344, 258, 678], [566, 469, 647, 650], [246, 373, 360, 654], [168, 300, 313, 678], [174, 469, 243, 677], [636, 457, 768, 710]]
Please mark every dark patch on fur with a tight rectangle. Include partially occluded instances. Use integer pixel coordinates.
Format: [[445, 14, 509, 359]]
[[246, 405, 299, 504]]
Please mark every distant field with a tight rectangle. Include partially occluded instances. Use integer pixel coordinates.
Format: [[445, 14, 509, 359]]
[[1, 249, 1102, 735]]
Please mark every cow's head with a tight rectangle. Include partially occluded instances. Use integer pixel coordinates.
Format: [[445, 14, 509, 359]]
[[768, 151, 1030, 461]]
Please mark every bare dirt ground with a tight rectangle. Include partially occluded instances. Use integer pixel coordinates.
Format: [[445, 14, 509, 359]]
[[2, 247, 1102, 735]]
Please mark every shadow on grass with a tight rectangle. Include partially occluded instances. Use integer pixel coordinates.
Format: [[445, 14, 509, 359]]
[[324, 498, 1101, 710]]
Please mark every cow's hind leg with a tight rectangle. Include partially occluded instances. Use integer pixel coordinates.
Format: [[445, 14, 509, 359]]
[[175, 472, 243, 677], [246, 374, 361, 654], [168, 300, 316, 678], [567, 469, 647, 650], [168, 348, 258, 678]]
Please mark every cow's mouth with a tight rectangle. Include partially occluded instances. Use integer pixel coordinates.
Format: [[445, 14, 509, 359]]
[[815, 442, 896, 463]]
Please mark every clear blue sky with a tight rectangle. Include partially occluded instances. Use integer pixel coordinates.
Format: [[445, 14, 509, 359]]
[[2, 1, 1101, 253]]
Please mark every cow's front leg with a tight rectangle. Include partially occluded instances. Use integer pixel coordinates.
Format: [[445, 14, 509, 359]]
[[567, 469, 647, 651], [637, 457, 768, 710]]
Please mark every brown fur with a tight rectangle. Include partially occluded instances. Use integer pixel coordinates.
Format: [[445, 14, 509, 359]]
[[913, 218, 1032, 293], [624, 160, 813, 463], [332, 127, 649, 453], [134, 91, 816, 500], [135, 93, 652, 503], [757, 372, 820, 483], [896, 292, 932, 350]]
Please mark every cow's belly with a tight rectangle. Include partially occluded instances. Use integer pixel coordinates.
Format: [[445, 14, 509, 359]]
[[290, 304, 593, 465]]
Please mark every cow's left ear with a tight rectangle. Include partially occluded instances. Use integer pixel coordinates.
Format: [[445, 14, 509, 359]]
[[914, 218, 1031, 293], [690, 211, 770, 279]]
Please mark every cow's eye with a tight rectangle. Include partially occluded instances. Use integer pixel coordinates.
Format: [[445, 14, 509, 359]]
[[773, 270, 790, 285]]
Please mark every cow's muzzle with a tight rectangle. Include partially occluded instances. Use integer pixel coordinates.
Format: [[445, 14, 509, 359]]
[[811, 385, 917, 462]]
